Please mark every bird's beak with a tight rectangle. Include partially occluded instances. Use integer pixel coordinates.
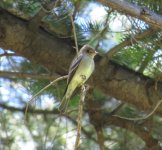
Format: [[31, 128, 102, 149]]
[[95, 51, 98, 55]]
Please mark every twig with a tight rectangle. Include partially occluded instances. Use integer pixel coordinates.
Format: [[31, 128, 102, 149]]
[[88, 9, 113, 45], [69, 12, 79, 54], [0, 53, 17, 57], [74, 85, 87, 150], [113, 99, 162, 121], [25, 75, 68, 119], [88, 25, 108, 45], [96, 128, 105, 150]]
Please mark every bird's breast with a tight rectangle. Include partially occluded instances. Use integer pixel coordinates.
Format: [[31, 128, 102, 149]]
[[72, 55, 95, 86]]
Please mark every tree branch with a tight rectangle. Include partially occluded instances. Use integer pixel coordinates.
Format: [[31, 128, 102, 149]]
[[97, 0, 162, 29], [85, 95, 158, 148], [74, 85, 86, 150], [0, 53, 17, 57], [100, 28, 156, 65], [0, 9, 162, 114], [95, 127, 105, 150], [0, 102, 59, 114], [104, 115, 158, 148], [0, 71, 60, 80]]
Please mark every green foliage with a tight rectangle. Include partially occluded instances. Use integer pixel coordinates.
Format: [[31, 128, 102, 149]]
[[17, 0, 41, 16], [26, 115, 65, 150], [113, 44, 148, 70], [43, 13, 71, 36], [112, 30, 161, 76], [117, 104, 144, 118], [0, 0, 162, 149], [105, 127, 145, 150], [20, 60, 48, 74], [0, 0, 42, 16], [93, 88, 105, 99]]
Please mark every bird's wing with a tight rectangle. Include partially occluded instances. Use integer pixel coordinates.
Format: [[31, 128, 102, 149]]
[[67, 53, 83, 85], [63, 53, 83, 96]]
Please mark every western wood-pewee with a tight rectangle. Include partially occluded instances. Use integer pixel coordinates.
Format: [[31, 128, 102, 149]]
[[59, 45, 98, 112]]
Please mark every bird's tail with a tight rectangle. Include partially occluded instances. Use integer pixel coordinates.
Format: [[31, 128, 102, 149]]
[[59, 96, 70, 113]]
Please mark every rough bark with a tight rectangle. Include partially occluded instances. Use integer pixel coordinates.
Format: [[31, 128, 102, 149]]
[[0, 9, 162, 114]]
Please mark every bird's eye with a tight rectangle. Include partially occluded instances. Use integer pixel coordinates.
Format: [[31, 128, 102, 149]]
[[87, 49, 91, 53]]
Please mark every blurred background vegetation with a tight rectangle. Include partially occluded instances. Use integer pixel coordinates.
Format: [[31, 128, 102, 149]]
[[0, 0, 162, 149]]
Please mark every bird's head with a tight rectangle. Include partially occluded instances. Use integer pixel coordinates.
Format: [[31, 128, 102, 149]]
[[80, 45, 98, 58]]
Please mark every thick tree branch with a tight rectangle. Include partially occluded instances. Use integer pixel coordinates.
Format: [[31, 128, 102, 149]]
[[0, 8, 74, 74], [97, 0, 162, 29], [0, 9, 162, 114]]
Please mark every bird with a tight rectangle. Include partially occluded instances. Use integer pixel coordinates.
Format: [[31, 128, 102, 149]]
[[59, 45, 98, 113]]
